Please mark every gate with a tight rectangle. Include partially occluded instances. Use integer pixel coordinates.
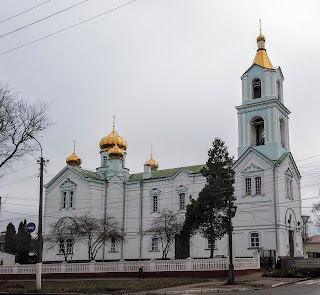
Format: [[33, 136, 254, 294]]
[[258, 249, 276, 269]]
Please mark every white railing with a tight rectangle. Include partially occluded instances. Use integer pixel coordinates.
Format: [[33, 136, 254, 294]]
[[0, 254, 260, 274]]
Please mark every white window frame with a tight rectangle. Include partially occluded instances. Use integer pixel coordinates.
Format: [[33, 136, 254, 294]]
[[249, 232, 260, 248], [241, 164, 265, 197], [151, 237, 159, 251], [285, 169, 294, 200], [179, 193, 186, 211], [59, 239, 65, 254], [66, 239, 73, 254], [175, 185, 188, 211], [150, 188, 161, 213], [207, 237, 216, 250], [245, 178, 251, 195], [59, 178, 76, 210], [110, 237, 117, 252]]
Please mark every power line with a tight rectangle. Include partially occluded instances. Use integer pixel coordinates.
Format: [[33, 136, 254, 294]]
[[0, 1, 52, 25], [0, 0, 137, 56], [0, 0, 90, 39]]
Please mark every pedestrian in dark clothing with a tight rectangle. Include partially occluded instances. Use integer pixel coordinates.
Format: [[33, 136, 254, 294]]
[[138, 266, 144, 279]]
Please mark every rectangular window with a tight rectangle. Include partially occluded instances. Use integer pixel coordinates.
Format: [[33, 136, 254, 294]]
[[250, 233, 260, 247], [153, 195, 158, 212], [110, 237, 116, 252], [151, 238, 159, 251], [290, 180, 293, 199], [207, 238, 216, 249], [245, 178, 251, 195], [59, 240, 65, 253], [66, 240, 73, 254], [179, 193, 185, 210], [62, 192, 67, 209], [69, 191, 74, 208], [255, 177, 261, 195]]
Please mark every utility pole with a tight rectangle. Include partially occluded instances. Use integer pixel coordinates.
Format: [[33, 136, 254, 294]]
[[228, 195, 236, 284], [27, 133, 46, 291]]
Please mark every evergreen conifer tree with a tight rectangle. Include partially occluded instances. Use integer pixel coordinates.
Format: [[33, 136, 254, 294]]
[[16, 219, 31, 264], [183, 138, 235, 258], [4, 223, 16, 254]]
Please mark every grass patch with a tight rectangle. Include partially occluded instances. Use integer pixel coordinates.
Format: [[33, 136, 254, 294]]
[[0, 278, 208, 294]]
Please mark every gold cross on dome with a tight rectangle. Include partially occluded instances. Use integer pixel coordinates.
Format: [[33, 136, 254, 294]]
[[112, 114, 116, 129], [73, 140, 76, 153], [151, 145, 153, 157]]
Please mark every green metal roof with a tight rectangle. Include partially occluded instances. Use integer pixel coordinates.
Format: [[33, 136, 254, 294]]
[[129, 164, 206, 182], [70, 166, 104, 181], [274, 152, 290, 164]]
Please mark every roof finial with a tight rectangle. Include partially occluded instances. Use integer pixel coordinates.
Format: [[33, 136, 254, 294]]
[[259, 18, 262, 35], [112, 114, 116, 129], [73, 140, 76, 153], [151, 145, 153, 158]]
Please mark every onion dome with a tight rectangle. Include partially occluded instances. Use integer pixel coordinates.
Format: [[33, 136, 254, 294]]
[[99, 128, 127, 152], [256, 34, 265, 41], [108, 143, 125, 160], [99, 115, 127, 153], [66, 140, 82, 167], [145, 146, 159, 170]]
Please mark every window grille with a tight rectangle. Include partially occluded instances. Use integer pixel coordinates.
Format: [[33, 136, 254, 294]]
[[255, 177, 261, 195], [179, 193, 185, 210], [151, 238, 159, 251], [250, 233, 260, 247], [245, 178, 251, 195], [153, 195, 158, 212]]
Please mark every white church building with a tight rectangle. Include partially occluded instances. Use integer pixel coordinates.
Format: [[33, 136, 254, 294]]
[[43, 32, 303, 262]]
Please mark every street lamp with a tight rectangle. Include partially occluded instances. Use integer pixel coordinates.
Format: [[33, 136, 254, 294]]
[[27, 133, 46, 291], [228, 200, 237, 285]]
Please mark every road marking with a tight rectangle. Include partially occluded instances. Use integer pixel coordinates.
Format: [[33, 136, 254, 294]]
[[271, 282, 287, 288]]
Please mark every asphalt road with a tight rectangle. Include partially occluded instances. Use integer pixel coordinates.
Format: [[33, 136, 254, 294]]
[[208, 280, 320, 295]]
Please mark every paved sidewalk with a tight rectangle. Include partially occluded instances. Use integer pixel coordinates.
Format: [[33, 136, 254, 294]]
[[143, 272, 309, 294]]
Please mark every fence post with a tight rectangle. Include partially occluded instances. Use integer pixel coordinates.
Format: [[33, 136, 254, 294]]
[[150, 259, 155, 272], [61, 261, 67, 273], [89, 261, 96, 273], [12, 263, 20, 274], [253, 251, 260, 269], [119, 259, 125, 272], [186, 257, 193, 271]]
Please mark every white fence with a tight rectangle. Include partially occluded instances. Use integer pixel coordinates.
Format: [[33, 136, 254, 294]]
[[0, 254, 259, 275]]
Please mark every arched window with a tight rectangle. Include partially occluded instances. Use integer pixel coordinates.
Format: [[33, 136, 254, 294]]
[[277, 80, 281, 100], [280, 118, 285, 148], [250, 232, 260, 248], [252, 78, 261, 99], [250, 117, 265, 146]]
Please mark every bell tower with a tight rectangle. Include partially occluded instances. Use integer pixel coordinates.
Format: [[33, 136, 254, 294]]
[[236, 27, 290, 160]]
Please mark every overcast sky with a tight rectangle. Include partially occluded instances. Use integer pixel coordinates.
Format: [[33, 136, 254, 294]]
[[0, 0, 319, 235]]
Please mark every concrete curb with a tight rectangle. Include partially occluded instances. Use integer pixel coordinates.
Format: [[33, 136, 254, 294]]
[[145, 277, 310, 294]]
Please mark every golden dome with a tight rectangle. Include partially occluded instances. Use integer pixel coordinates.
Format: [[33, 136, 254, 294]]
[[99, 128, 127, 152], [66, 141, 82, 167], [256, 34, 265, 41], [108, 143, 125, 160], [145, 156, 159, 171]]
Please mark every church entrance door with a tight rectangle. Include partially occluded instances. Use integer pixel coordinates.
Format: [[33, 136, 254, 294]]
[[175, 234, 190, 259], [289, 230, 294, 257]]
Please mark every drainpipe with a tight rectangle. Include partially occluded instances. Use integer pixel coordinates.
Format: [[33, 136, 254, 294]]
[[273, 165, 279, 255], [121, 182, 126, 259], [139, 181, 144, 260], [103, 180, 108, 262]]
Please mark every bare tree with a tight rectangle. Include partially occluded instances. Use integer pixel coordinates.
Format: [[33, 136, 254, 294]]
[[45, 217, 80, 262], [145, 208, 184, 259], [75, 214, 124, 261], [0, 82, 51, 171]]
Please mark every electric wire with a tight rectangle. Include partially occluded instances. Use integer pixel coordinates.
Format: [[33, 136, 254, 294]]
[[0, 0, 52, 24], [0, 0, 90, 39], [0, 0, 137, 56]]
